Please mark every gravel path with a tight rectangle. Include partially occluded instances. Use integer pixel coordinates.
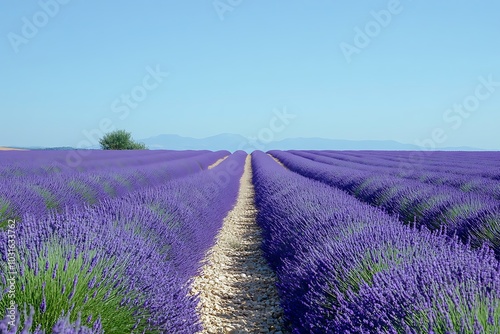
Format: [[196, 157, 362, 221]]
[[192, 155, 285, 333], [208, 155, 229, 169]]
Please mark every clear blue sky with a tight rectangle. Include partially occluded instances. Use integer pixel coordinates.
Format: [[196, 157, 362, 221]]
[[1, 1, 499, 149]]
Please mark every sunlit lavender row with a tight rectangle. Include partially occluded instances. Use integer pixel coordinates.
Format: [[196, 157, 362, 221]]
[[1, 148, 499, 333], [270, 150, 500, 257], [0, 151, 246, 333], [0, 150, 229, 226], [253, 150, 500, 333], [300, 150, 500, 199], [0, 150, 210, 176]]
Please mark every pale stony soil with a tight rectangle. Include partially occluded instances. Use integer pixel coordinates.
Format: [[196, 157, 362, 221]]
[[0, 147, 25, 151], [191, 155, 285, 334], [208, 155, 229, 169]]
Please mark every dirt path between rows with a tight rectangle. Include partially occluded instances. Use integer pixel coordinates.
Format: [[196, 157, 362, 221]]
[[192, 155, 285, 333], [208, 155, 230, 169]]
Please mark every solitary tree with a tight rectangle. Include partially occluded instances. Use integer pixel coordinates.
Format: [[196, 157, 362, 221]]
[[99, 130, 147, 150]]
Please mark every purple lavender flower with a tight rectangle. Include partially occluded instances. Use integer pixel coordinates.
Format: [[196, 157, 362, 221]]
[[40, 295, 47, 314], [270, 150, 500, 258], [252, 150, 500, 332], [63, 259, 68, 272], [52, 263, 58, 279], [72, 274, 78, 289], [88, 276, 96, 289], [0, 150, 245, 333], [68, 289, 75, 301]]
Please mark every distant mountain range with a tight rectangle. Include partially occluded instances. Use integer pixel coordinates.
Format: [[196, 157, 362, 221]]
[[138, 134, 484, 152], [3, 134, 485, 152]]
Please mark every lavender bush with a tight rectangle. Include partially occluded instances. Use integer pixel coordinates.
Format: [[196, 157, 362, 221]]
[[252, 150, 500, 333], [270, 150, 500, 257], [0, 150, 229, 226], [297, 150, 500, 200], [0, 151, 246, 332]]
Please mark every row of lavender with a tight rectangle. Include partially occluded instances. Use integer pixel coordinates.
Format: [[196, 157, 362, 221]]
[[316, 150, 500, 173], [0, 150, 229, 225], [0, 151, 246, 333], [0, 150, 208, 175], [307, 150, 500, 200], [271, 150, 500, 256], [356, 150, 500, 176], [252, 151, 500, 333]]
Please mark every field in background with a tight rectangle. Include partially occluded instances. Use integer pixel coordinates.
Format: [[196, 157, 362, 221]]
[[1, 149, 499, 333]]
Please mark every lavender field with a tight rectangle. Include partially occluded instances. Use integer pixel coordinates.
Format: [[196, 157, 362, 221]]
[[1, 150, 500, 333]]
